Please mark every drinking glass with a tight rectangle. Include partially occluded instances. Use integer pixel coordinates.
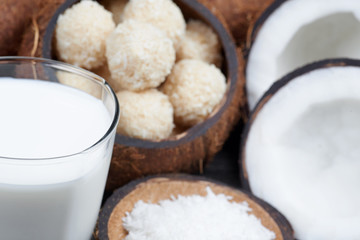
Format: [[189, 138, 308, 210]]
[[0, 57, 119, 240]]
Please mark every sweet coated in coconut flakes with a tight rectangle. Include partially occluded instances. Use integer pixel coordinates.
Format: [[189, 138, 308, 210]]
[[116, 89, 174, 140], [106, 20, 175, 91], [123, 0, 186, 49], [177, 20, 222, 67], [56, 0, 115, 69], [162, 59, 226, 127], [123, 187, 275, 240]]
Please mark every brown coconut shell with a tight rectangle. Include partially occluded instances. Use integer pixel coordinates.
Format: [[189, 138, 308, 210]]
[[198, 0, 274, 47], [40, 0, 246, 192], [17, 0, 67, 57], [239, 58, 358, 190], [95, 174, 294, 240], [0, 0, 37, 56]]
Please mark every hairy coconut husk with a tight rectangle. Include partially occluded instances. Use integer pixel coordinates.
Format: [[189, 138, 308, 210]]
[[198, 0, 274, 47], [17, 0, 66, 57], [96, 174, 294, 240], [0, 0, 36, 56]]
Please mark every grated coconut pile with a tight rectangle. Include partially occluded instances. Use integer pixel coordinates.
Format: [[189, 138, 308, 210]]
[[123, 187, 275, 240]]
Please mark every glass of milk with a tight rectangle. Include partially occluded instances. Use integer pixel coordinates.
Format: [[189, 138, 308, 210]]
[[0, 57, 120, 240]]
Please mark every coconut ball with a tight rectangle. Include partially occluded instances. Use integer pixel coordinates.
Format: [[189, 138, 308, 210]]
[[177, 20, 223, 67], [106, 20, 175, 91], [116, 89, 174, 140], [55, 0, 115, 69], [56, 71, 102, 99], [162, 59, 226, 127], [102, 0, 127, 24], [123, 0, 186, 48]]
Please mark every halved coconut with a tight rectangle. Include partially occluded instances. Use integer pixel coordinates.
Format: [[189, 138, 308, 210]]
[[39, 0, 245, 191], [96, 174, 293, 240], [246, 0, 360, 110], [240, 59, 360, 240]]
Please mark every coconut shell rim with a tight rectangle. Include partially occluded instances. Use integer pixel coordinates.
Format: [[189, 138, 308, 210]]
[[239, 58, 360, 190], [42, 0, 239, 149], [244, 0, 288, 58], [241, 0, 289, 115], [97, 174, 294, 240]]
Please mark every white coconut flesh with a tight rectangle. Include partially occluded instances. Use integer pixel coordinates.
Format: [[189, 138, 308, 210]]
[[245, 65, 360, 240], [246, 0, 360, 109]]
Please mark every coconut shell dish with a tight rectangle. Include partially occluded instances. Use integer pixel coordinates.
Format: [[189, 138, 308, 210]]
[[95, 174, 294, 240], [40, 0, 245, 191]]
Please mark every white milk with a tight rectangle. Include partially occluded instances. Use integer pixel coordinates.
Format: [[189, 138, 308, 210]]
[[0, 78, 114, 240]]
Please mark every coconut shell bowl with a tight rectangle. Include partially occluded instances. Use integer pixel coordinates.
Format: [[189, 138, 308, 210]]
[[94, 174, 294, 240], [41, 0, 245, 192]]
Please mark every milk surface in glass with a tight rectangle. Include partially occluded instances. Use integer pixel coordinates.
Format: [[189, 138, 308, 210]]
[[0, 78, 115, 240]]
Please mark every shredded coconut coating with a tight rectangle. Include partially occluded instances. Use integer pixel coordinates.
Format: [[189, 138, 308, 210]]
[[123, 0, 186, 49], [177, 20, 223, 67], [55, 0, 115, 69], [123, 187, 276, 240], [116, 89, 174, 140], [102, 0, 127, 24], [162, 59, 226, 127], [106, 20, 175, 91], [56, 71, 102, 99]]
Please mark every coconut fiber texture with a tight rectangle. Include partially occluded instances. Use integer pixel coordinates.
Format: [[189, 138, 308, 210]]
[[16, 0, 67, 57], [198, 0, 274, 46], [0, 0, 36, 56]]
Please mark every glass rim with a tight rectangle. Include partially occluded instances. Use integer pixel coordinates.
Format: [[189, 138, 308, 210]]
[[0, 56, 120, 161]]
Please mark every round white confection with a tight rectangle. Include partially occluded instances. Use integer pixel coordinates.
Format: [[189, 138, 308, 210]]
[[161, 59, 226, 127], [116, 89, 174, 140], [56, 0, 115, 69], [106, 20, 175, 91], [123, 0, 186, 49], [177, 20, 222, 67]]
